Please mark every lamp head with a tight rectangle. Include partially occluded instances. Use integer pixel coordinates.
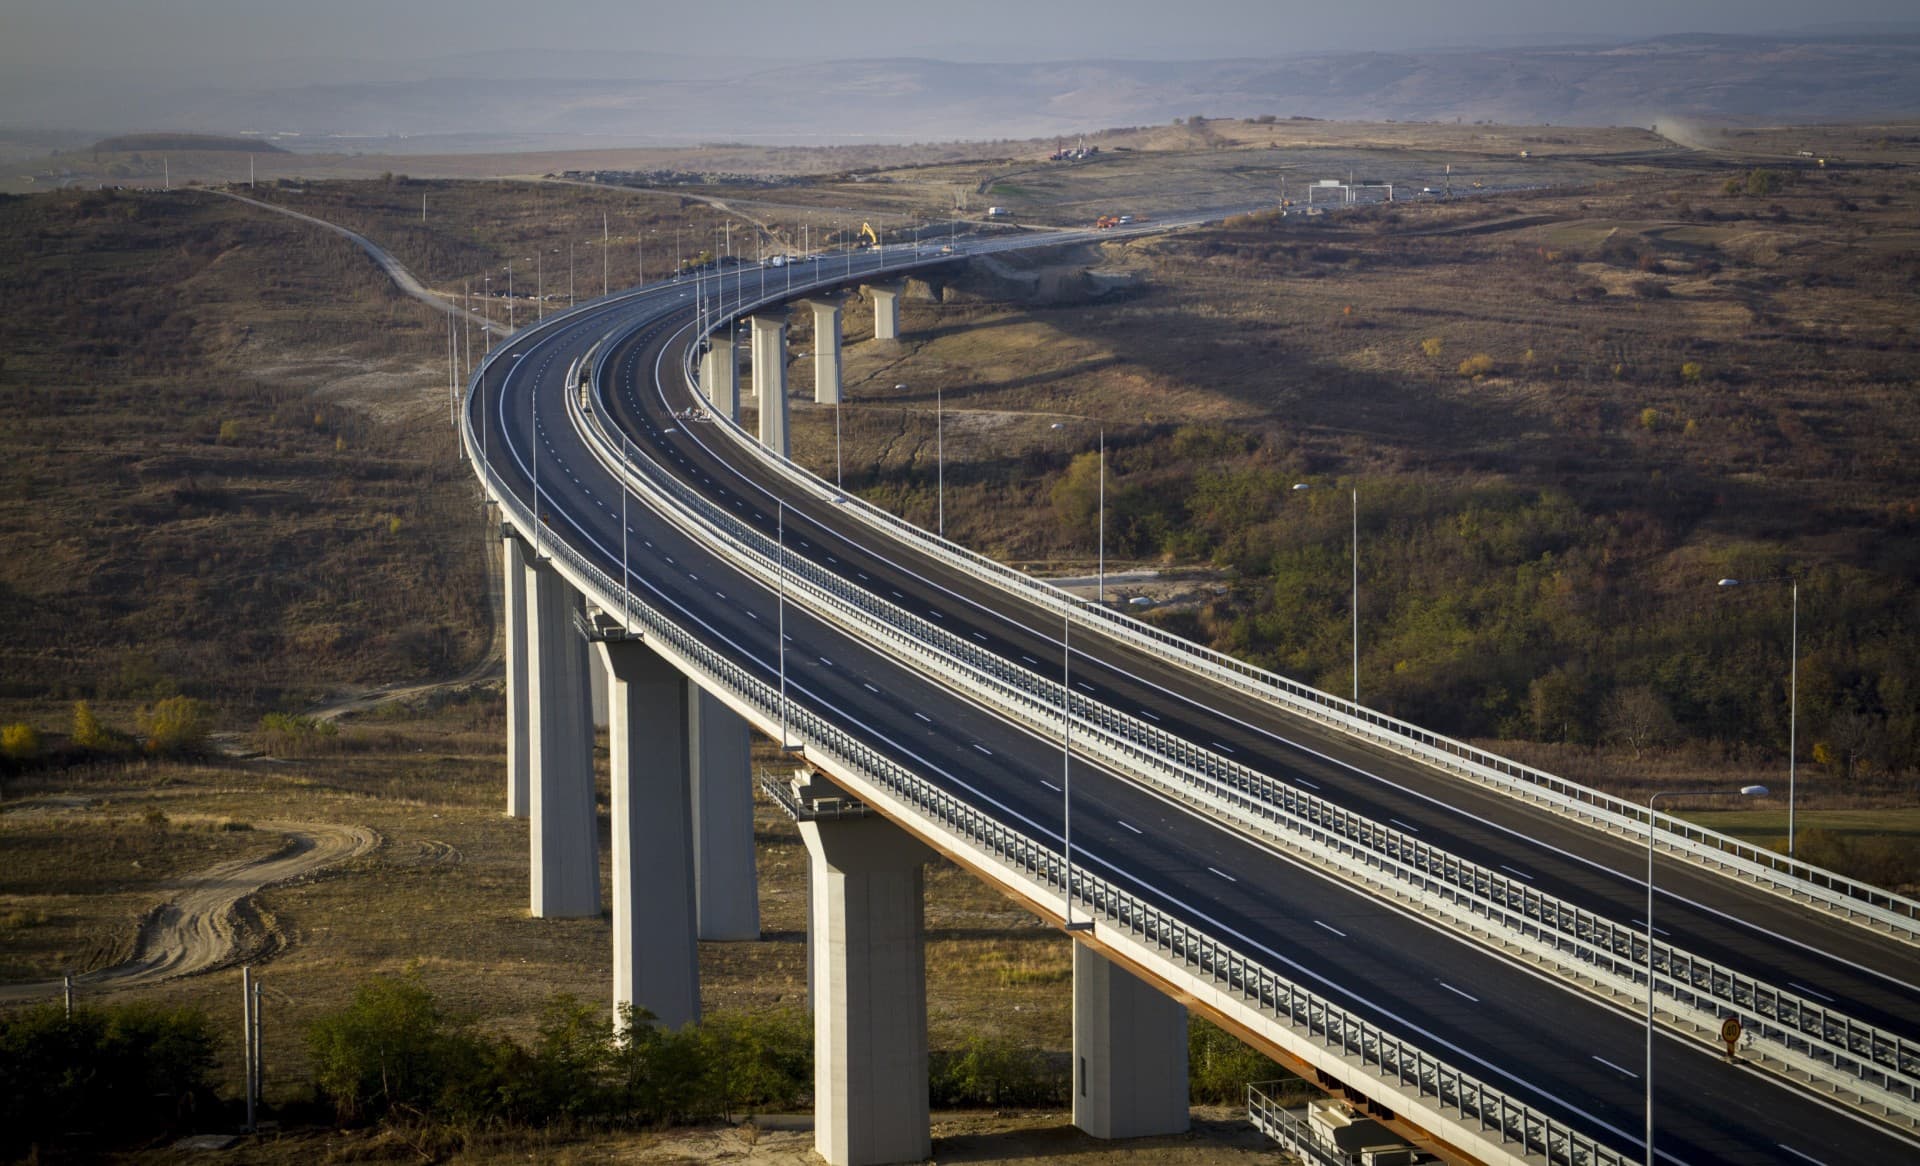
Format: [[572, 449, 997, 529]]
[[1718, 578, 1740, 587], [1740, 785, 1769, 797], [1292, 483, 1313, 491]]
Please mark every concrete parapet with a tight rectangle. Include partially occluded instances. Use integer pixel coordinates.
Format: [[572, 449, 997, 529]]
[[1072, 944, 1190, 1139], [596, 638, 701, 1030], [798, 780, 933, 1166], [525, 555, 600, 919], [803, 298, 843, 405], [750, 314, 789, 457], [503, 529, 531, 819], [690, 688, 758, 941]]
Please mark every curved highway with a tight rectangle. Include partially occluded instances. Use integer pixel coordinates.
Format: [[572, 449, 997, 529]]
[[466, 233, 1920, 1165]]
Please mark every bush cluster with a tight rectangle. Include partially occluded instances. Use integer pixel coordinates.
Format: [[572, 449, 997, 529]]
[[307, 974, 811, 1133], [0, 1002, 219, 1158]]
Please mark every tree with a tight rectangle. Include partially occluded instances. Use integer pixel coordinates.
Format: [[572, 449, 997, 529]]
[[71, 700, 115, 751], [1050, 450, 1103, 541], [138, 696, 211, 755], [1601, 686, 1679, 760], [1421, 337, 1444, 359], [0, 723, 40, 762], [306, 972, 453, 1123]]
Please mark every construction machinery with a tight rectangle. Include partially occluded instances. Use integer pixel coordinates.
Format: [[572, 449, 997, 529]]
[[857, 222, 880, 248]]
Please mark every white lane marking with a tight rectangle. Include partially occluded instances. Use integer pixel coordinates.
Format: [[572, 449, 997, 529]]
[[1211, 741, 1235, 754], [782, 633, 793, 642], [857, 572, 868, 580], [1117, 820, 1143, 835], [913, 711, 932, 723], [827, 555, 838, 563], [972, 632, 989, 642], [972, 743, 993, 756], [1590, 1056, 1638, 1080], [1140, 710, 1160, 721], [1295, 778, 1320, 790], [1041, 780, 1061, 792], [1021, 655, 1039, 665], [715, 591, 726, 600], [1499, 864, 1534, 881], [862, 682, 881, 694], [1390, 818, 1420, 833], [1077, 682, 1096, 692], [688, 572, 699, 581], [892, 590, 905, 598], [1439, 981, 1479, 1004], [747, 611, 759, 620], [1789, 982, 1836, 1003], [664, 555, 675, 564], [1777, 1145, 1827, 1166], [928, 609, 944, 619], [1631, 919, 1672, 937], [1208, 866, 1237, 883], [1313, 920, 1347, 938], [818, 656, 833, 667]]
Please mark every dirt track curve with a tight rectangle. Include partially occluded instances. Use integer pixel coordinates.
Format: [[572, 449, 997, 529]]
[[0, 822, 377, 1002]]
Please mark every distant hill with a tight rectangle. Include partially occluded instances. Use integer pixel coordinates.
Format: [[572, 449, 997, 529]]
[[13, 33, 1920, 147], [88, 133, 284, 153]]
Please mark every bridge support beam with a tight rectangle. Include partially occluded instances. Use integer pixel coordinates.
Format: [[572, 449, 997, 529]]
[[797, 781, 933, 1166], [867, 285, 900, 341], [751, 314, 789, 457], [503, 529, 531, 819], [595, 638, 700, 1030], [525, 553, 601, 919], [1072, 945, 1190, 1140], [690, 689, 758, 941], [805, 299, 842, 405], [702, 335, 738, 422]]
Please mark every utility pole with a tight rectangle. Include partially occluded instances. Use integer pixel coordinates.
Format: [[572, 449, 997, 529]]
[[1097, 430, 1106, 606], [603, 211, 610, 298], [249, 155, 254, 189], [241, 967, 257, 1132], [569, 240, 575, 308], [63, 973, 72, 1019], [536, 251, 544, 321], [421, 190, 427, 223]]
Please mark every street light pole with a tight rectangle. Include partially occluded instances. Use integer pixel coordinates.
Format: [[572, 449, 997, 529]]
[[1097, 429, 1105, 606], [1717, 576, 1800, 856], [778, 500, 789, 749], [1643, 784, 1767, 1166], [936, 384, 945, 537]]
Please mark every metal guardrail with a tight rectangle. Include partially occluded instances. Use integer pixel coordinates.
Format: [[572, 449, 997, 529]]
[[1246, 1085, 1364, 1166], [569, 344, 1920, 1121], [464, 331, 1636, 1166], [665, 279, 1920, 946]]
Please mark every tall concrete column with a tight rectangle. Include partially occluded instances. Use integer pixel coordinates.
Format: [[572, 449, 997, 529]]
[[595, 638, 700, 1030], [690, 689, 758, 940], [750, 314, 789, 457], [868, 285, 899, 341], [1072, 945, 1190, 1139], [526, 554, 601, 919], [797, 780, 933, 1166], [806, 299, 842, 404], [503, 529, 531, 819], [702, 335, 738, 421]]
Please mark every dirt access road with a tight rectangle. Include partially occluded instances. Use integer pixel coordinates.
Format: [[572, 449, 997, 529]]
[[0, 822, 376, 1003]]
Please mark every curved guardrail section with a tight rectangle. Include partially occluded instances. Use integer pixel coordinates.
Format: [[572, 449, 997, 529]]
[[464, 306, 1635, 1166], [666, 279, 1920, 946], [567, 343, 1920, 1126]]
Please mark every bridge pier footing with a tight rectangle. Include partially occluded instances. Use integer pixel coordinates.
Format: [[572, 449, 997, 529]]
[[805, 298, 842, 405], [751, 314, 789, 457], [691, 690, 758, 941], [866, 285, 900, 341], [502, 529, 531, 819], [702, 335, 738, 421], [1072, 944, 1190, 1139], [526, 556, 600, 919], [596, 638, 701, 1030], [796, 776, 933, 1166]]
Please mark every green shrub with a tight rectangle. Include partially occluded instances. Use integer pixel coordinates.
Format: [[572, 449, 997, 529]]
[[0, 1002, 218, 1158], [930, 1032, 1064, 1108], [1188, 1016, 1287, 1104]]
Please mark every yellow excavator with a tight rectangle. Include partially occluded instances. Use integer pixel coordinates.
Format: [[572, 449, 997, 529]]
[[857, 222, 880, 248]]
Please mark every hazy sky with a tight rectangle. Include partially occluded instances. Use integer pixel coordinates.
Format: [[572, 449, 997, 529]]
[[6, 0, 1918, 78]]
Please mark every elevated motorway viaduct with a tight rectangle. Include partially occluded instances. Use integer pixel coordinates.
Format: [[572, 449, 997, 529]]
[[461, 226, 1920, 1166]]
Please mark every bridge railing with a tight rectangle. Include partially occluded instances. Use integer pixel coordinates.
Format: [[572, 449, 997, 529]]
[[463, 381, 1633, 1166], [656, 275, 1920, 947], [566, 365, 1920, 1122]]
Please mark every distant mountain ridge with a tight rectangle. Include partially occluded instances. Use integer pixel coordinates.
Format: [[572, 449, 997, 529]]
[[5, 32, 1918, 145]]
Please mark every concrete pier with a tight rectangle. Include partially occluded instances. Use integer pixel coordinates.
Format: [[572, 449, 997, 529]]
[[596, 638, 700, 1030], [690, 688, 758, 941], [702, 335, 738, 421], [805, 299, 843, 404], [1072, 945, 1190, 1139], [503, 529, 531, 819], [525, 555, 600, 918], [867, 285, 899, 341], [797, 777, 933, 1166], [751, 314, 789, 457]]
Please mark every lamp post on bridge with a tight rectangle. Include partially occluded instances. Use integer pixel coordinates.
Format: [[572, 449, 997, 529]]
[[1716, 575, 1801, 857], [1643, 783, 1767, 1166]]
